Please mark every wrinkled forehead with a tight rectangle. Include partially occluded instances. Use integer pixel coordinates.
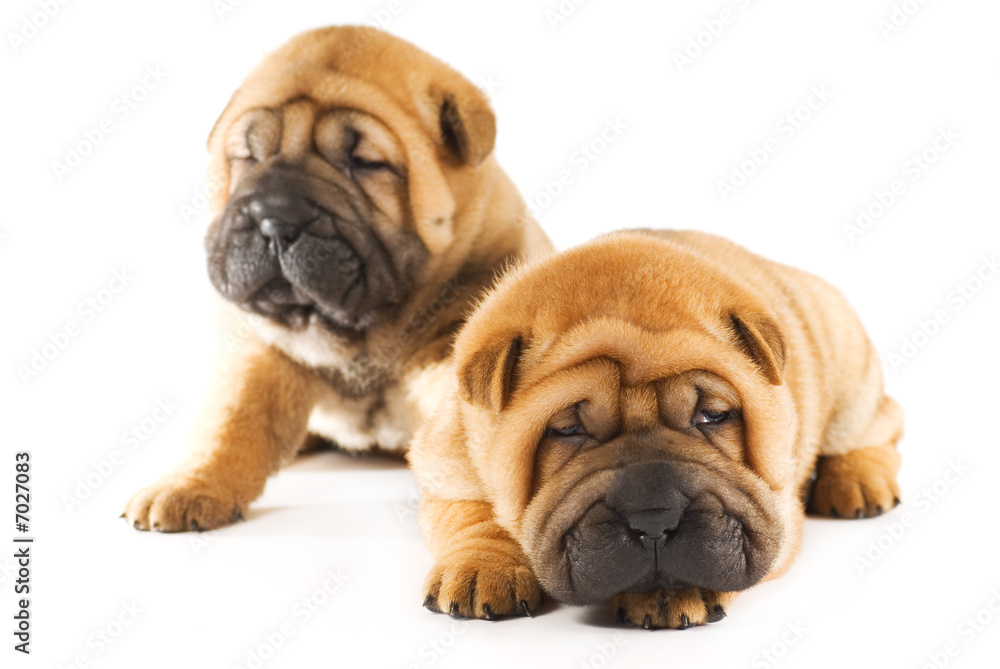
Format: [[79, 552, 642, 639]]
[[517, 318, 758, 394], [213, 66, 435, 154]]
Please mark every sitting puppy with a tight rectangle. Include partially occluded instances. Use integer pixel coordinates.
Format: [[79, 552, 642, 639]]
[[409, 229, 902, 628], [123, 26, 550, 532]]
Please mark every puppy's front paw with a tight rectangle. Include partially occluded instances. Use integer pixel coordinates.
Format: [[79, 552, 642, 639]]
[[614, 588, 734, 630], [423, 549, 543, 620], [123, 476, 242, 532], [809, 447, 901, 519]]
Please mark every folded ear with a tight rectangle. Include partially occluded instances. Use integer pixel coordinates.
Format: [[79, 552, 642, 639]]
[[458, 335, 522, 412], [436, 89, 496, 167], [729, 313, 786, 385]]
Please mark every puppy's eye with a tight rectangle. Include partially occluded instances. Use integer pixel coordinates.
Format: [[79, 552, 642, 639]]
[[345, 128, 393, 172], [350, 154, 392, 171], [545, 402, 590, 440], [545, 423, 588, 439], [694, 409, 735, 426]]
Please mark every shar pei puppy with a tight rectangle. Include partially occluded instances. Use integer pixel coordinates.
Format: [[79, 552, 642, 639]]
[[410, 229, 902, 628], [124, 26, 551, 532]]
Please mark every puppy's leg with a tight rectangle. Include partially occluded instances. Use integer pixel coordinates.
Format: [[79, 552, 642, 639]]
[[614, 588, 737, 630], [810, 390, 903, 519], [124, 340, 323, 532], [420, 497, 542, 619]]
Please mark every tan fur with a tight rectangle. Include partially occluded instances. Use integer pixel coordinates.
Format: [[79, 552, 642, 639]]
[[409, 229, 902, 627], [124, 26, 551, 532]]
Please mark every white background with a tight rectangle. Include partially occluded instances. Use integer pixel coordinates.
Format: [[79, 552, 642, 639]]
[[3, 1, 999, 667]]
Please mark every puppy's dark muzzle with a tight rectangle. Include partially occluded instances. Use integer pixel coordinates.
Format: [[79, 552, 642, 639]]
[[549, 458, 772, 604], [206, 166, 407, 332]]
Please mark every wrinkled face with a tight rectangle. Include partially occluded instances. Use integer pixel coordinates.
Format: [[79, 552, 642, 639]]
[[521, 364, 784, 605], [206, 103, 427, 333]]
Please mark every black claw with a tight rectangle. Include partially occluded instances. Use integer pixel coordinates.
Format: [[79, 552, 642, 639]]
[[449, 602, 462, 618], [708, 605, 727, 623], [830, 507, 840, 519], [191, 520, 204, 532], [520, 600, 533, 617], [643, 614, 652, 630], [119, 513, 126, 519], [678, 614, 691, 630], [616, 607, 627, 623], [423, 595, 439, 612], [133, 520, 140, 529], [231, 508, 244, 522], [481, 603, 494, 621], [854, 509, 863, 519], [893, 496, 901, 507], [875, 505, 884, 516]]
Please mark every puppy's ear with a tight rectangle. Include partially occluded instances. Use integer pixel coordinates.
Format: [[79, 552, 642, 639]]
[[437, 90, 496, 167], [458, 336, 522, 412], [729, 314, 786, 385]]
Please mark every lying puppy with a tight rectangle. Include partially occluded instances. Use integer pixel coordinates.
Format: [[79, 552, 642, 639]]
[[409, 229, 902, 628], [123, 26, 550, 532]]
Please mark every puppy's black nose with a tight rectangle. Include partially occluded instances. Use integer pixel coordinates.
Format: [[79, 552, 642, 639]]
[[607, 461, 690, 550], [625, 507, 683, 546], [247, 193, 319, 243]]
